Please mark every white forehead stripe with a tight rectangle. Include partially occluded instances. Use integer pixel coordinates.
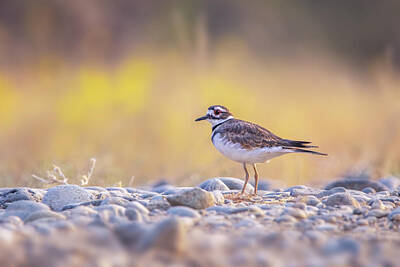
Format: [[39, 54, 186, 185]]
[[214, 106, 225, 112]]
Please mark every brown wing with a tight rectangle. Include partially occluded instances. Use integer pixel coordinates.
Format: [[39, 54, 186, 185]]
[[216, 119, 319, 150]]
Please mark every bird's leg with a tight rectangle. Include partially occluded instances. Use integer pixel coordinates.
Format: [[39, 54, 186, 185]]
[[252, 164, 259, 195], [240, 163, 249, 194]]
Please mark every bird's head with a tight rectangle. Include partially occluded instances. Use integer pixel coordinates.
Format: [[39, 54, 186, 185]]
[[195, 105, 233, 126]]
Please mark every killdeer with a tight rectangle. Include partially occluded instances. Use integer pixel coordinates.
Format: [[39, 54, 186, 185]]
[[195, 105, 327, 194]]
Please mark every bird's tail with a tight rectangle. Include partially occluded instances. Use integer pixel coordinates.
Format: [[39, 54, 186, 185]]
[[283, 147, 328, 156]]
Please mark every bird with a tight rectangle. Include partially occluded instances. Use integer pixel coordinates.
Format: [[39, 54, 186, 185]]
[[195, 105, 327, 195]]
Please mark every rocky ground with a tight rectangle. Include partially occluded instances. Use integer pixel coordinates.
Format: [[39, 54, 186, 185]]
[[0, 176, 400, 267]]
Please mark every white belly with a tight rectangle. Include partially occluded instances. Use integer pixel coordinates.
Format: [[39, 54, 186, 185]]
[[212, 133, 290, 164]]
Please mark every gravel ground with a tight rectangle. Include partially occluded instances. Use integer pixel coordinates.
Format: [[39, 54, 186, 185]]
[[0, 176, 400, 267]]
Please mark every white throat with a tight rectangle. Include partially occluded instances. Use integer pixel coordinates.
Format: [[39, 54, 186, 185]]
[[208, 116, 234, 127]]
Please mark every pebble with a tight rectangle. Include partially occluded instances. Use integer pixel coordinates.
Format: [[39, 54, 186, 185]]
[[4, 200, 50, 220], [167, 206, 201, 218], [388, 207, 400, 221], [24, 210, 66, 223], [325, 178, 388, 192], [146, 195, 171, 211], [324, 192, 361, 208], [42, 185, 94, 211], [166, 188, 215, 209], [198, 178, 230, 191], [0, 181, 398, 266], [125, 208, 143, 221], [137, 217, 187, 253], [218, 177, 254, 193]]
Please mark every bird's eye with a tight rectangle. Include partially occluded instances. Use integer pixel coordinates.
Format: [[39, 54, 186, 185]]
[[214, 110, 220, 115]]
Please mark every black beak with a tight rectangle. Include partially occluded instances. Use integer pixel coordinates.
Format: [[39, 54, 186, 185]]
[[195, 115, 208, 121]]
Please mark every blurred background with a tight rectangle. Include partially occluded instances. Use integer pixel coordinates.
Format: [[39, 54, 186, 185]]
[[0, 0, 399, 187]]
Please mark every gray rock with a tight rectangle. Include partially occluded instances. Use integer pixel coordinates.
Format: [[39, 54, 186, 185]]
[[167, 206, 201, 218], [285, 186, 323, 197], [316, 187, 347, 198], [125, 201, 149, 215], [62, 206, 98, 218], [370, 199, 385, 210], [274, 215, 297, 223], [0, 188, 43, 207], [151, 184, 176, 193], [137, 217, 187, 253], [362, 187, 376, 194], [325, 178, 388, 192], [206, 206, 235, 214], [61, 200, 103, 211], [125, 208, 143, 221], [24, 210, 66, 223], [4, 200, 50, 220], [324, 192, 361, 208], [230, 206, 264, 216], [146, 195, 171, 211], [94, 204, 126, 218], [322, 237, 360, 255], [42, 185, 94, 211], [218, 177, 254, 193], [303, 195, 321, 206], [388, 207, 400, 221], [0, 215, 23, 227], [166, 188, 215, 209], [367, 209, 389, 218], [251, 180, 271, 191], [212, 191, 225, 205], [198, 178, 230, 191], [379, 176, 400, 191], [114, 222, 148, 245], [100, 197, 129, 206]]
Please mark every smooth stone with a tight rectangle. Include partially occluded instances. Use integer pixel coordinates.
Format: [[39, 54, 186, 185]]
[[206, 206, 235, 214], [388, 207, 400, 221], [322, 237, 360, 255], [62, 206, 98, 217], [137, 217, 187, 253], [61, 200, 103, 211], [230, 206, 264, 216], [286, 186, 323, 197], [379, 176, 400, 191], [198, 178, 230, 191], [42, 185, 94, 211], [0, 215, 23, 226], [94, 204, 126, 218], [367, 210, 389, 218], [370, 199, 385, 210], [316, 187, 347, 198], [315, 224, 338, 232], [362, 187, 376, 194], [24, 210, 66, 223], [250, 180, 271, 191], [167, 206, 201, 218], [166, 188, 215, 210], [100, 197, 129, 206], [324, 192, 361, 208], [114, 222, 148, 245], [151, 184, 176, 194], [218, 177, 254, 193], [4, 200, 50, 220], [274, 215, 297, 223], [125, 201, 149, 215], [303, 195, 321, 206], [211, 191, 225, 205], [284, 208, 307, 219], [125, 208, 143, 221], [146, 195, 171, 211], [0, 188, 43, 206], [106, 187, 128, 193], [325, 178, 388, 192]]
